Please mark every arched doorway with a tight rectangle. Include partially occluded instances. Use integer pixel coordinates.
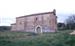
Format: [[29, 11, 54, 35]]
[[36, 27, 41, 33], [35, 25, 42, 33]]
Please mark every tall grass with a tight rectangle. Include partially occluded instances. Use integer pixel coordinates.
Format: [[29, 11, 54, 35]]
[[0, 30, 75, 46]]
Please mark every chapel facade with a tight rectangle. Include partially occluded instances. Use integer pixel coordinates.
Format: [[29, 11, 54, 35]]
[[11, 9, 57, 33]]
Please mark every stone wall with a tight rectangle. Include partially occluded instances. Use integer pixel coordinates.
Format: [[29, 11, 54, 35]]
[[11, 10, 57, 32], [11, 23, 16, 31]]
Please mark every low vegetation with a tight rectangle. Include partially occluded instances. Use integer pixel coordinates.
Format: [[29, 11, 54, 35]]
[[0, 26, 11, 31], [0, 30, 75, 46]]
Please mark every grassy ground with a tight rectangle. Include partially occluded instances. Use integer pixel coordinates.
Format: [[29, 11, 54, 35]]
[[0, 30, 75, 46]]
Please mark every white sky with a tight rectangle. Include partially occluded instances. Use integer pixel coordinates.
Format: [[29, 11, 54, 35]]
[[0, 0, 75, 26]]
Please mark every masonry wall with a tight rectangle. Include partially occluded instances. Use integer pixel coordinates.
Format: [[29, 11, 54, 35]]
[[11, 24, 16, 31], [42, 13, 57, 32], [16, 17, 25, 31], [25, 16, 35, 32], [14, 13, 57, 32], [11, 10, 57, 32]]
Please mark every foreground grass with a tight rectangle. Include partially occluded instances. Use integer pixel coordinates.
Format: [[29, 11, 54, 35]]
[[0, 30, 75, 46]]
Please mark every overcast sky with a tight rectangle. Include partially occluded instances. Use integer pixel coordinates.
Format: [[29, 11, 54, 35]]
[[0, 0, 75, 26]]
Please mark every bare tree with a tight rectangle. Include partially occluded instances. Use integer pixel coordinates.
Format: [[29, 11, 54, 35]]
[[65, 14, 75, 29]]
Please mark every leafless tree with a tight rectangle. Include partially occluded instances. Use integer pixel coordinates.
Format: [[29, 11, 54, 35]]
[[65, 14, 75, 29]]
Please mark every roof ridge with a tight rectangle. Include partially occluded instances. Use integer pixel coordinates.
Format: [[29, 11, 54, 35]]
[[16, 11, 54, 18]]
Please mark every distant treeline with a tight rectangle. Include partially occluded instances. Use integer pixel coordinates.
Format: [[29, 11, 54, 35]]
[[0, 26, 11, 31], [58, 14, 75, 30]]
